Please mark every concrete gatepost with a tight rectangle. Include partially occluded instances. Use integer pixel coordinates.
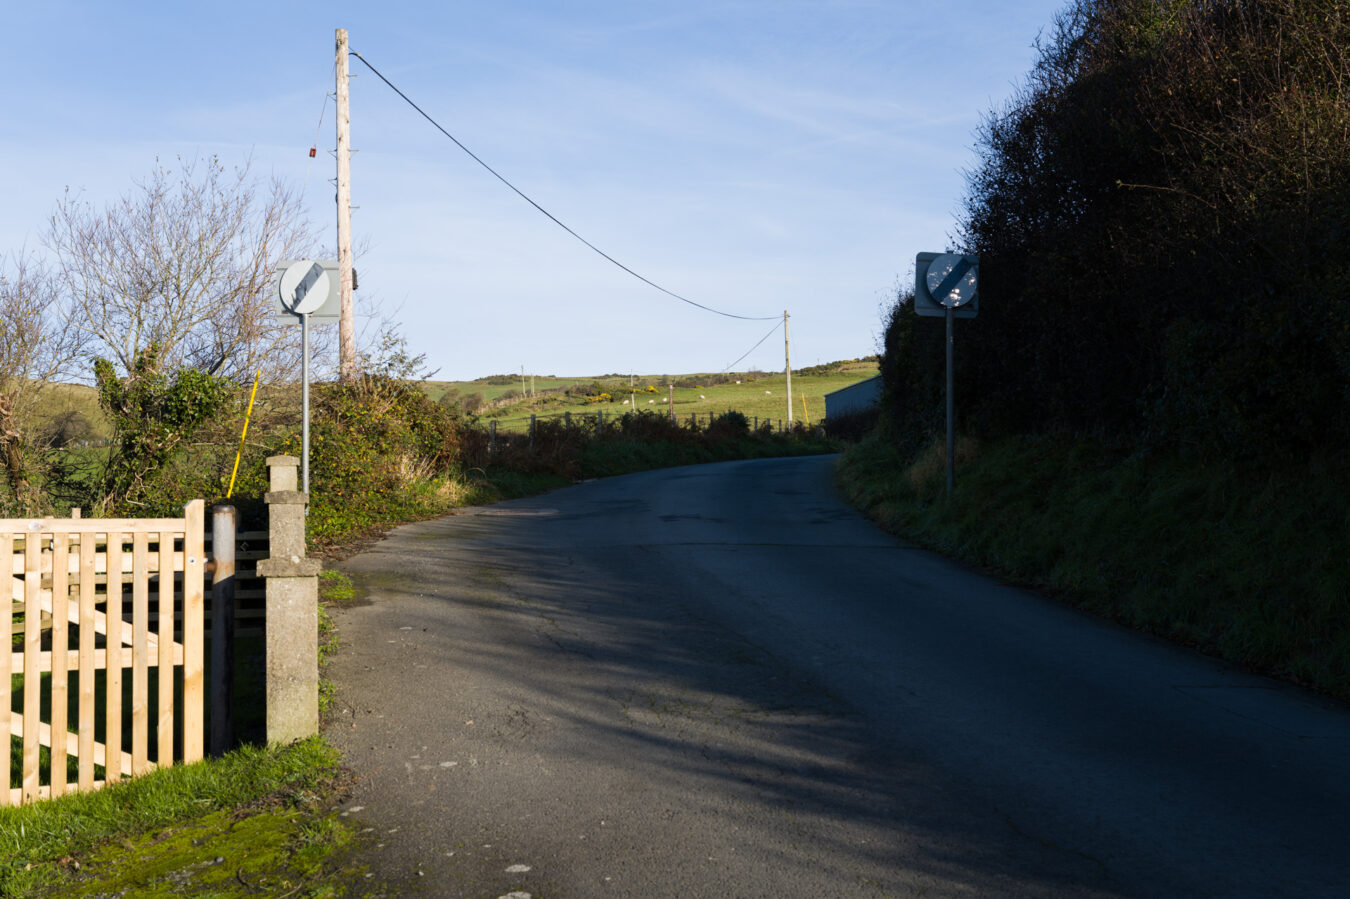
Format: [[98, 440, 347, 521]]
[[255, 455, 320, 744]]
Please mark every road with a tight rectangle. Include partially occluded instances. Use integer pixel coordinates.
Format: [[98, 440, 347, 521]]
[[327, 455, 1350, 898]]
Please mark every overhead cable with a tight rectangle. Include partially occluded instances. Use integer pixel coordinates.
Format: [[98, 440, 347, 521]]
[[723, 319, 783, 372], [349, 49, 778, 322], [301, 64, 335, 202]]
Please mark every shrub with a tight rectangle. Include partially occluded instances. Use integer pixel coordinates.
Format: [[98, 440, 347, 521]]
[[43, 410, 95, 449], [823, 407, 879, 442], [706, 410, 750, 441], [290, 374, 465, 541], [94, 345, 233, 513]]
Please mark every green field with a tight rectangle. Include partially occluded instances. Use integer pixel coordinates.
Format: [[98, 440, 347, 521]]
[[425, 360, 878, 433]]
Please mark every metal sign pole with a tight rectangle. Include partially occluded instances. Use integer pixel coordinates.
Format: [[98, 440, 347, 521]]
[[275, 258, 334, 501], [301, 312, 311, 495], [914, 251, 977, 499], [945, 305, 955, 497]]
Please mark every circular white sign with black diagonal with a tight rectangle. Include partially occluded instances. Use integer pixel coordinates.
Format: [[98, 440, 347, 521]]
[[278, 259, 331, 315], [925, 253, 977, 308]]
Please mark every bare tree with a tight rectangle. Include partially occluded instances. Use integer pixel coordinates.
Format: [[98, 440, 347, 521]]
[[0, 253, 84, 508], [46, 156, 320, 382]]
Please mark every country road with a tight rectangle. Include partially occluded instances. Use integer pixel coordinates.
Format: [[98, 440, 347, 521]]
[[327, 454, 1350, 898]]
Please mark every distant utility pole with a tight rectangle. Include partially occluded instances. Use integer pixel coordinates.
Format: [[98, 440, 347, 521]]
[[521, 365, 527, 397], [784, 310, 793, 424], [336, 28, 356, 383]]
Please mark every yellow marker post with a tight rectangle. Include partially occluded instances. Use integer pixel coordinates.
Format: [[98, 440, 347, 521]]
[[801, 393, 811, 427], [226, 371, 262, 499]]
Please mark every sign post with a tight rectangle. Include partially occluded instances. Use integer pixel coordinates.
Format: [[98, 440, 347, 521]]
[[276, 260, 335, 495], [914, 252, 978, 496]]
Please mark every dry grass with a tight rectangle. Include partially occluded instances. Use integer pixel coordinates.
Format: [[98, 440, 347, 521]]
[[904, 435, 982, 492]]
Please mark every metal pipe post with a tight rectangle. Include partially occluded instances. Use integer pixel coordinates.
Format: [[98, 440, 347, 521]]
[[302, 312, 311, 494], [946, 305, 955, 497], [210, 504, 236, 756]]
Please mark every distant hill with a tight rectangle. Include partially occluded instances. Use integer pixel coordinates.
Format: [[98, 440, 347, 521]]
[[422, 358, 879, 431], [32, 382, 111, 445]]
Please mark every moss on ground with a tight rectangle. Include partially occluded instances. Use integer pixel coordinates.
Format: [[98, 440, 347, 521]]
[[50, 803, 377, 898], [0, 739, 379, 899]]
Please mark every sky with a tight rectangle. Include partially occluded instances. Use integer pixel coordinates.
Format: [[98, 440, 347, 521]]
[[3, 0, 1067, 381]]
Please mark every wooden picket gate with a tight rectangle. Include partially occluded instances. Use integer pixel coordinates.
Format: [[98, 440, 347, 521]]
[[2, 500, 205, 805]]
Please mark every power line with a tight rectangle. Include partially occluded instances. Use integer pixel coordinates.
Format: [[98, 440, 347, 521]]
[[348, 49, 778, 322], [723, 319, 783, 372], [300, 63, 335, 203]]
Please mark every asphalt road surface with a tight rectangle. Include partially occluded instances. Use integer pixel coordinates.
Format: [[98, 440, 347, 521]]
[[327, 455, 1350, 898]]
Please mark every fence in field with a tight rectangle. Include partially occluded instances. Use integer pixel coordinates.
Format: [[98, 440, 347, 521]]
[[2, 501, 205, 805], [486, 409, 799, 437]]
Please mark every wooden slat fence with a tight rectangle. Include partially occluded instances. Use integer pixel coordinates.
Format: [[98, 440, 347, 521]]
[[2, 500, 204, 806], [206, 529, 266, 638]]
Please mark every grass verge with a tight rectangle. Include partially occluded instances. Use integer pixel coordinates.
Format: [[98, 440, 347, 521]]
[[836, 427, 1350, 701], [0, 737, 363, 898]]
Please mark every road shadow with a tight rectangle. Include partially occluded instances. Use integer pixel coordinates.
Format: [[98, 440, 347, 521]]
[[328, 470, 1130, 897]]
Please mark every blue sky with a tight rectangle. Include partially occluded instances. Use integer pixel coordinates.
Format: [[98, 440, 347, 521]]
[[4, 0, 1065, 380]]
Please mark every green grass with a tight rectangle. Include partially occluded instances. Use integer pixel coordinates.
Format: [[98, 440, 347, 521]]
[[316, 570, 359, 717], [0, 737, 357, 898], [837, 428, 1350, 701]]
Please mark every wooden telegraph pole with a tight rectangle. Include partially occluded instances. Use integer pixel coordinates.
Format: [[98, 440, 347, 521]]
[[336, 29, 356, 383], [784, 310, 793, 425]]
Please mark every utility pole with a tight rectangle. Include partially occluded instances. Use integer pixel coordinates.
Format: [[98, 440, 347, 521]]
[[520, 365, 526, 397], [336, 28, 356, 383], [784, 310, 793, 424]]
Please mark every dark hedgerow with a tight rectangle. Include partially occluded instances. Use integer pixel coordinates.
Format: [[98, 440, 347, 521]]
[[882, 0, 1350, 464]]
